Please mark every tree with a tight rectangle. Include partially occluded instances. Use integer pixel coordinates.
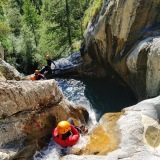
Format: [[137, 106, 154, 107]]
[[22, 0, 40, 46], [15, 24, 38, 74], [65, 0, 72, 45], [1, 0, 93, 74], [31, 0, 43, 15], [4, 0, 22, 36], [38, 0, 92, 59], [0, 0, 11, 40]]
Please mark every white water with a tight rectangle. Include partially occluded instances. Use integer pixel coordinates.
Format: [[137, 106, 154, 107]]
[[33, 77, 137, 160], [55, 78, 97, 125], [34, 78, 97, 160], [34, 135, 90, 160]]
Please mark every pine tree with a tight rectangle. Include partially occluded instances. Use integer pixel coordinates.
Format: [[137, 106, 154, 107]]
[[38, 0, 92, 60], [22, 0, 40, 46]]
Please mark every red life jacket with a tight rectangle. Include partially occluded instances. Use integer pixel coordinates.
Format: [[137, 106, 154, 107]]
[[52, 125, 80, 147], [34, 74, 45, 80]]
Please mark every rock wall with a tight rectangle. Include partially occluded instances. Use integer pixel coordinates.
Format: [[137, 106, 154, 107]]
[[83, 0, 160, 100], [127, 36, 160, 100]]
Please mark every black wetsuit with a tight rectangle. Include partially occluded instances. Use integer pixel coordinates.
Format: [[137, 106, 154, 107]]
[[47, 59, 56, 68], [40, 59, 56, 74]]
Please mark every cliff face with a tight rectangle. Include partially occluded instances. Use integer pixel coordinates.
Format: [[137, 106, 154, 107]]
[[83, 0, 160, 100]]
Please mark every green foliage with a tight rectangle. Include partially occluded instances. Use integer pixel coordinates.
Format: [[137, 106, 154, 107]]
[[15, 24, 38, 74], [1, 0, 96, 74], [0, 1, 11, 39], [4, 0, 22, 36], [22, 0, 40, 46], [83, 0, 104, 29], [23, 0, 40, 30], [38, 0, 70, 60], [0, 23, 11, 38]]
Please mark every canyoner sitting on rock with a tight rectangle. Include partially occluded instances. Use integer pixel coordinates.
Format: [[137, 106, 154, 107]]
[[52, 119, 88, 147], [40, 55, 57, 74], [30, 70, 46, 80]]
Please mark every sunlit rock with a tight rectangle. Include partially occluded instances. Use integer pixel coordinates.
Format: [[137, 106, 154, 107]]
[[77, 113, 122, 155], [0, 58, 21, 80], [145, 126, 160, 148], [127, 36, 160, 100], [0, 80, 63, 118], [0, 152, 10, 160]]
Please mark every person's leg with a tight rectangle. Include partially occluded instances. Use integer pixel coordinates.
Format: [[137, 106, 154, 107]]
[[40, 66, 47, 74]]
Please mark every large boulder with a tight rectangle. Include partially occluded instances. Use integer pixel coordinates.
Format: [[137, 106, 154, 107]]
[[0, 80, 89, 160], [0, 58, 21, 81], [44, 52, 84, 78], [69, 112, 122, 155], [82, 0, 160, 100], [127, 36, 160, 100]]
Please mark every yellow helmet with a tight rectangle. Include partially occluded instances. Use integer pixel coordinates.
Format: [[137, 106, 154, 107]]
[[35, 70, 39, 74], [57, 121, 71, 134], [45, 55, 50, 60], [30, 75, 35, 81]]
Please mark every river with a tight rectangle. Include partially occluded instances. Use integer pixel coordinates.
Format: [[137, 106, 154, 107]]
[[34, 77, 137, 160]]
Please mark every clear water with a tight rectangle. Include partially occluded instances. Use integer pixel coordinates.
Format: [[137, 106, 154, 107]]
[[34, 77, 137, 160], [56, 78, 137, 120]]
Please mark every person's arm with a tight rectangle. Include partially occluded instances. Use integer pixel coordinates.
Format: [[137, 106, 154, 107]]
[[52, 128, 67, 147], [39, 74, 46, 80], [67, 125, 80, 145], [51, 60, 57, 68]]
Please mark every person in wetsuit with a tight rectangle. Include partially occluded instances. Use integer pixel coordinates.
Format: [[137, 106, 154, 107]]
[[30, 70, 46, 80], [40, 55, 56, 74], [52, 120, 80, 147]]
